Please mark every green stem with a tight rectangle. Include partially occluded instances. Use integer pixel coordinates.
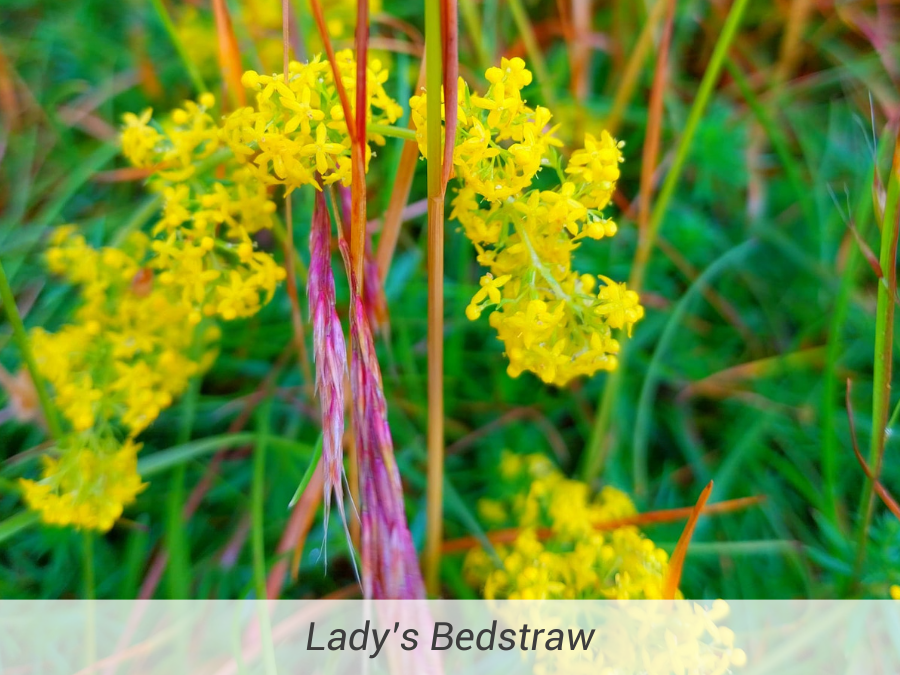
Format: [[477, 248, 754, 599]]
[[855, 136, 900, 577], [166, 366, 199, 600], [0, 259, 63, 440], [368, 123, 416, 141], [822, 190, 871, 529], [424, 0, 445, 597], [82, 530, 95, 600], [581, 0, 751, 483], [631, 0, 752, 292], [252, 401, 271, 600], [149, 0, 208, 95]]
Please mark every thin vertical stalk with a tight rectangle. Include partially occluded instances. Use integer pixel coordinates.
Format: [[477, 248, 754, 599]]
[[0, 259, 62, 439], [440, 0, 458, 192], [283, 205, 314, 388], [165, 373, 197, 599], [581, 0, 751, 482], [149, 0, 208, 95], [856, 134, 900, 574], [637, 0, 676, 253], [82, 531, 95, 600], [253, 402, 271, 601], [424, 0, 445, 597], [282, 0, 315, 390], [630, 0, 676, 498], [351, 0, 370, 290], [252, 404, 277, 675], [630, 0, 751, 293], [212, 0, 246, 108], [375, 60, 427, 281], [605, 0, 670, 136]]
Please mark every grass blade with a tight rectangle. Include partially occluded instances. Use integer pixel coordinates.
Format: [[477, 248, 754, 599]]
[[663, 481, 713, 599]]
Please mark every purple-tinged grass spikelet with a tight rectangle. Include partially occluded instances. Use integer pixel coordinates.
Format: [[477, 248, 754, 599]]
[[338, 237, 425, 599], [308, 190, 355, 566]]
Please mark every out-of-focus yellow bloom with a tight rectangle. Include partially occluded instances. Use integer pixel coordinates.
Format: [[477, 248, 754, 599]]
[[465, 451, 670, 600], [20, 438, 145, 532], [23, 228, 220, 532], [466, 452, 747, 674], [24, 49, 400, 532], [412, 58, 645, 386], [33, 230, 209, 437]]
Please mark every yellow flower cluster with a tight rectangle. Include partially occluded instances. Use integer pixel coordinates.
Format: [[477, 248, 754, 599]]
[[528, 601, 747, 675], [121, 95, 286, 321], [226, 50, 402, 191], [465, 452, 747, 673], [21, 437, 145, 532], [23, 49, 400, 532], [464, 451, 672, 600], [21, 228, 219, 531], [411, 58, 644, 386]]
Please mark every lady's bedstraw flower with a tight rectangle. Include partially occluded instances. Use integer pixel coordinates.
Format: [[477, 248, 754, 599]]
[[223, 50, 402, 192], [464, 452, 746, 674], [465, 451, 671, 600], [20, 437, 145, 532], [23, 50, 405, 535], [119, 93, 288, 325], [412, 58, 644, 386], [21, 230, 219, 531]]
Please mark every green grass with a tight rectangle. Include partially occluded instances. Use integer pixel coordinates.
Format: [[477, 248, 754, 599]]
[[1, 0, 899, 600]]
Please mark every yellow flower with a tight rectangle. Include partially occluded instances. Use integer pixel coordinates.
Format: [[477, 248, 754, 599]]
[[301, 123, 347, 175], [20, 437, 146, 532], [224, 50, 402, 192], [120, 109, 161, 168], [413, 60, 644, 387], [596, 275, 645, 335], [465, 273, 511, 320], [464, 452, 672, 600]]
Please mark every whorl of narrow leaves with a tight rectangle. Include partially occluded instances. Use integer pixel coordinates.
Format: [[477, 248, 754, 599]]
[[308, 191, 351, 553], [339, 238, 425, 599]]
